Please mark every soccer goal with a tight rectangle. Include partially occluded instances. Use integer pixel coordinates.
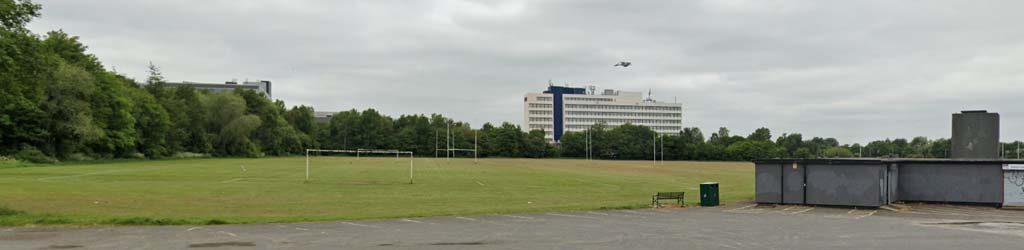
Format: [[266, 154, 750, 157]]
[[305, 149, 415, 183]]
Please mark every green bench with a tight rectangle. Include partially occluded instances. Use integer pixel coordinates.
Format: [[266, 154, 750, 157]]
[[652, 192, 685, 207]]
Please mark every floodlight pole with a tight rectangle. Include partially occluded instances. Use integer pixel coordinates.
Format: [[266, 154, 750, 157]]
[[660, 134, 664, 164], [653, 132, 657, 166], [409, 154, 414, 184], [446, 122, 451, 160], [474, 130, 478, 163], [305, 149, 310, 181], [435, 129, 438, 158]]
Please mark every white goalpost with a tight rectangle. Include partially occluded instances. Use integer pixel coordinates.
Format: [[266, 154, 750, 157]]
[[434, 123, 478, 162], [305, 149, 416, 184]]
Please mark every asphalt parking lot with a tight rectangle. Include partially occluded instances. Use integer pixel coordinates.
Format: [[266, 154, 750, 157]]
[[2, 202, 1023, 250]]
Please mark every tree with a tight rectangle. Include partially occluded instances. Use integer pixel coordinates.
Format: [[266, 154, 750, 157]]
[[709, 127, 731, 146], [775, 133, 803, 157], [128, 87, 170, 158], [42, 63, 102, 157], [747, 127, 772, 142], [794, 148, 814, 158], [0, 0, 40, 31], [823, 147, 855, 158], [217, 115, 262, 157], [726, 140, 780, 161]]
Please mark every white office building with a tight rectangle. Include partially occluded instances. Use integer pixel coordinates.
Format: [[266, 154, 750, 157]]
[[524, 85, 683, 143]]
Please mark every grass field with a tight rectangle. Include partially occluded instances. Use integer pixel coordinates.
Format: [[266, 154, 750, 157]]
[[0, 157, 752, 226]]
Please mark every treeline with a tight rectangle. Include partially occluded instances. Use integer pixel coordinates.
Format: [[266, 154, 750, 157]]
[[560, 126, 961, 161], [3, 1, 1021, 163], [0, 1, 322, 162]]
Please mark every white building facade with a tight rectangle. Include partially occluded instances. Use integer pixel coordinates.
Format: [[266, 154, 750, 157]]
[[524, 85, 682, 143]]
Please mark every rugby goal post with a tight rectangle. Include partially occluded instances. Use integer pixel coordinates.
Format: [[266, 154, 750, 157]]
[[434, 127, 479, 162], [305, 149, 416, 184]]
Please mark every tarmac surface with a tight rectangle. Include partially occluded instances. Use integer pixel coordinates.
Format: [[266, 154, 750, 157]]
[[3, 202, 1024, 249]]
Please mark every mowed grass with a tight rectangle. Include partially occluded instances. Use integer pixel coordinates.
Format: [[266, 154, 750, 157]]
[[0, 157, 752, 226]]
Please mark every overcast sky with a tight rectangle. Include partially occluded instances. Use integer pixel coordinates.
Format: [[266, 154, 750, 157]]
[[27, 0, 1024, 144]]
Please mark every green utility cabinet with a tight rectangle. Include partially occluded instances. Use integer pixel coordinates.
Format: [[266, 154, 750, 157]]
[[700, 182, 720, 206]]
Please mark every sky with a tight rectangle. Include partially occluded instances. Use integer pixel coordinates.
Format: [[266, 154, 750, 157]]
[[26, 0, 1024, 144]]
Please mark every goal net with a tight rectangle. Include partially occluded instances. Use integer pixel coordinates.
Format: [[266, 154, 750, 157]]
[[305, 149, 415, 183]]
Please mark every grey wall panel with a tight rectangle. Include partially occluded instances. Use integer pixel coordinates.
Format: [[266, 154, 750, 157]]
[[804, 164, 884, 207], [887, 164, 899, 204], [755, 163, 782, 203], [782, 163, 805, 204], [898, 163, 1003, 204], [951, 112, 999, 159]]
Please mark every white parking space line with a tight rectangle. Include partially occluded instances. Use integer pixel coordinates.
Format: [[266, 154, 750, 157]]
[[400, 219, 427, 224], [217, 231, 238, 237], [791, 207, 814, 214], [585, 211, 611, 216], [724, 204, 757, 212], [621, 210, 657, 215], [501, 215, 536, 220], [856, 210, 878, 219], [341, 222, 379, 228], [455, 216, 478, 221], [545, 213, 601, 220]]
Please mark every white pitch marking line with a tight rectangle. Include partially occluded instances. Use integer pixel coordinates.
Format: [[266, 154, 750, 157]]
[[546, 213, 600, 220], [791, 207, 814, 214], [341, 222, 377, 228], [621, 210, 654, 215], [401, 219, 425, 224], [220, 178, 244, 184], [37, 170, 121, 181], [475, 181, 485, 186], [455, 216, 478, 221], [217, 231, 238, 237], [501, 215, 535, 220]]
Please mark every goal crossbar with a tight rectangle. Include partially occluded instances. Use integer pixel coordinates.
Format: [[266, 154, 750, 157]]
[[305, 149, 415, 184]]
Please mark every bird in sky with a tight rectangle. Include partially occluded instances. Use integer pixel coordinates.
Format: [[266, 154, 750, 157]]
[[613, 61, 632, 67]]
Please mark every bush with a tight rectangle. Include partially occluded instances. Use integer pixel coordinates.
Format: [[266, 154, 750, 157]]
[[66, 153, 95, 162], [13, 147, 57, 164], [171, 152, 210, 159], [126, 152, 146, 159], [0, 156, 21, 167]]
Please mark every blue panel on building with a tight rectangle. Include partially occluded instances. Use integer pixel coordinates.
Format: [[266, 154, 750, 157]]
[[543, 86, 586, 142]]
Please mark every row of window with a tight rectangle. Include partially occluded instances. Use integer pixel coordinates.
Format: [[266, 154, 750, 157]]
[[566, 111, 681, 118], [529, 117, 553, 122], [528, 110, 553, 115], [565, 104, 681, 111], [528, 103, 553, 109], [565, 97, 614, 102], [565, 118, 681, 124], [566, 125, 682, 131], [529, 124, 553, 129], [536, 96, 552, 101]]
